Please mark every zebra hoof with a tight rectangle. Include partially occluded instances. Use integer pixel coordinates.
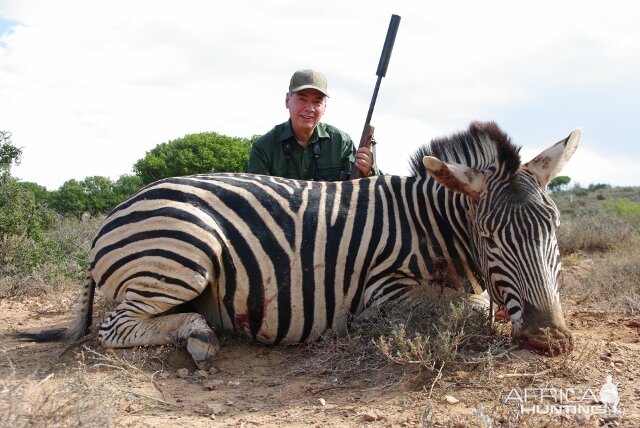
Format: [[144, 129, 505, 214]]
[[186, 330, 221, 370], [464, 293, 490, 314]]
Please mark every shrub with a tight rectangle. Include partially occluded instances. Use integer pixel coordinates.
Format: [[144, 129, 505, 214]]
[[588, 183, 611, 192], [0, 214, 103, 297], [297, 291, 511, 385], [570, 242, 640, 315], [603, 198, 640, 231], [0, 176, 55, 240], [558, 212, 635, 254], [45, 215, 105, 272], [134, 132, 252, 185]]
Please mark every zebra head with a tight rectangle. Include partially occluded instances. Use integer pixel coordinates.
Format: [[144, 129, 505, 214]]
[[421, 122, 580, 355]]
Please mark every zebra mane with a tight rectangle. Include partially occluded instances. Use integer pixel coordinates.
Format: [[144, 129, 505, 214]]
[[408, 121, 522, 178]]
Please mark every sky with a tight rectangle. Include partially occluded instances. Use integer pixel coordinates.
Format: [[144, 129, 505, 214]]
[[1, 1, 639, 190]]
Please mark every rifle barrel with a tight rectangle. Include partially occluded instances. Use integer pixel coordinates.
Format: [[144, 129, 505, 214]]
[[376, 14, 401, 78], [365, 76, 382, 126]]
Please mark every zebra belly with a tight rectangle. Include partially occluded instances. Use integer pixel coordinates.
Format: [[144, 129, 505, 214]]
[[192, 273, 353, 346]]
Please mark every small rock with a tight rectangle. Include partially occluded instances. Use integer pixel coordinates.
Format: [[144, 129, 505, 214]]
[[317, 398, 326, 406], [194, 370, 209, 378], [176, 368, 189, 378], [575, 413, 591, 425], [208, 367, 219, 375], [204, 379, 224, 390], [206, 402, 226, 415], [445, 395, 459, 404], [362, 412, 384, 422], [228, 380, 241, 387], [124, 404, 139, 413], [454, 370, 470, 380]]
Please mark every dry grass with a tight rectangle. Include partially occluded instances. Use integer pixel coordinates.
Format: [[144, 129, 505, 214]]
[[0, 360, 116, 427], [0, 345, 174, 428], [291, 294, 514, 391], [561, 238, 640, 315], [558, 212, 635, 254], [44, 215, 105, 266]]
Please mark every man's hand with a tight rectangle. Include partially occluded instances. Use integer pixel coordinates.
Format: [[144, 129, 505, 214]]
[[355, 146, 374, 176]]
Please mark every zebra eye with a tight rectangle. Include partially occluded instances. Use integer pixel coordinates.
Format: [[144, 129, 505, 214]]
[[484, 236, 499, 250]]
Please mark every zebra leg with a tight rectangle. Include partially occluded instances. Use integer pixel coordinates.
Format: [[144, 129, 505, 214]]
[[356, 278, 419, 323], [98, 300, 220, 370], [368, 278, 491, 315]]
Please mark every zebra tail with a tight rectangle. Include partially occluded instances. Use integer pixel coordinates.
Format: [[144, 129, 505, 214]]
[[17, 271, 96, 343]]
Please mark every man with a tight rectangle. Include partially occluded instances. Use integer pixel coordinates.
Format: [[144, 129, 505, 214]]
[[246, 69, 377, 180]]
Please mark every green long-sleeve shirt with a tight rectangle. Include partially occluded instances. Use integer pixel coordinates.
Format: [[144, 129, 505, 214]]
[[246, 121, 362, 181]]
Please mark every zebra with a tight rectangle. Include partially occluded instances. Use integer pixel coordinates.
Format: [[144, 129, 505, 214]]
[[20, 121, 579, 369]]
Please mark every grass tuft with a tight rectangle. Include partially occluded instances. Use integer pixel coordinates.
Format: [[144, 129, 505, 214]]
[[295, 293, 513, 389]]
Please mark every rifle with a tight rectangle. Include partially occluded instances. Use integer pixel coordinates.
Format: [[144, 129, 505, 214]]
[[349, 14, 401, 179]]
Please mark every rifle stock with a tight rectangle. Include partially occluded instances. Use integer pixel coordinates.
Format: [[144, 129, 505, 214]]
[[349, 14, 400, 180], [349, 124, 375, 179]]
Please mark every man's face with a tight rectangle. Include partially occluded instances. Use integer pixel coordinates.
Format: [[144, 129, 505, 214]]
[[286, 89, 326, 135]]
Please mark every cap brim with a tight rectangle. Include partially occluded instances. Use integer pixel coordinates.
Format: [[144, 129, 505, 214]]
[[290, 85, 329, 97]]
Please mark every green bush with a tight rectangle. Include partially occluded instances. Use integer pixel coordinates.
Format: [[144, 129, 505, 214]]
[[0, 215, 102, 297], [603, 198, 640, 231], [572, 188, 588, 197], [0, 176, 55, 240], [0, 234, 65, 277], [604, 198, 640, 215], [588, 183, 611, 192], [134, 132, 252, 185], [48, 175, 143, 217]]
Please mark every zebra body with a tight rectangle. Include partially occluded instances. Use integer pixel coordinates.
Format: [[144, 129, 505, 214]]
[[92, 173, 475, 348], [22, 122, 580, 368]]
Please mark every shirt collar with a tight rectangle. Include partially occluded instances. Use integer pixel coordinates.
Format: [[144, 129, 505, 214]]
[[280, 120, 329, 144]]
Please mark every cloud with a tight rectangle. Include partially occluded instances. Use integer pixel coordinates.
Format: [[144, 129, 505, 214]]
[[1, 1, 639, 189]]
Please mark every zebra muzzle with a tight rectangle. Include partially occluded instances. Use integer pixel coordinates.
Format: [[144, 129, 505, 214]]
[[517, 330, 574, 356]]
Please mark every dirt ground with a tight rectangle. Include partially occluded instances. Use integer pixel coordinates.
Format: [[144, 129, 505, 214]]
[[2, 256, 639, 427]]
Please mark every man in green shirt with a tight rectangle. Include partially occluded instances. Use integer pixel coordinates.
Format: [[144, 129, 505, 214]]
[[246, 69, 377, 181]]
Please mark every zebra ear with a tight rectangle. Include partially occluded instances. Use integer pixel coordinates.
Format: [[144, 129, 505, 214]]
[[523, 129, 581, 188], [423, 156, 487, 203]]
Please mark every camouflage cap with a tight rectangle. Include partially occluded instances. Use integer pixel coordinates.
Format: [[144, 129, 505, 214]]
[[288, 69, 329, 97]]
